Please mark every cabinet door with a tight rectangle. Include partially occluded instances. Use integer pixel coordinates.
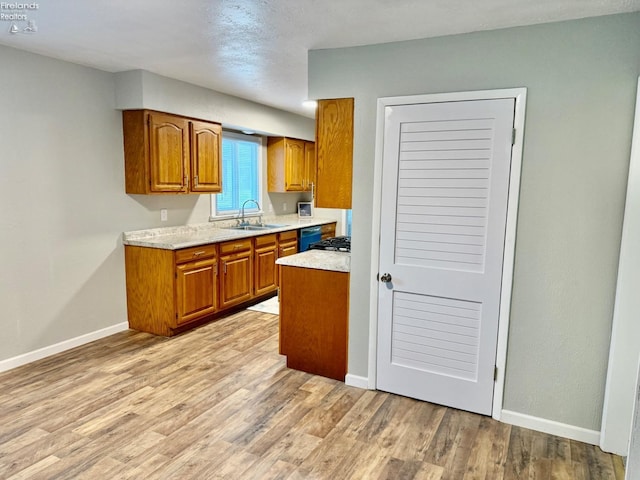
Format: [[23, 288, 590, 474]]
[[285, 139, 306, 191], [304, 141, 316, 192], [315, 98, 354, 208], [148, 112, 190, 192], [175, 258, 217, 325], [254, 245, 278, 296], [190, 120, 222, 193], [220, 251, 253, 309]]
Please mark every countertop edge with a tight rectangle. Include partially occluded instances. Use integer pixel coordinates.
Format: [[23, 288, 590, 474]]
[[122, 217, 337, 250], [276, 250, 350, 273]]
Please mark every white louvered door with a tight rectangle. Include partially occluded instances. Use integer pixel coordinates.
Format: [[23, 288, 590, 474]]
[[376, 98, 515, 415]]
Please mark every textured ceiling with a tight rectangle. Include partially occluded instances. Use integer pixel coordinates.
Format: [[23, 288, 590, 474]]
[[1, 0, 639, 117]]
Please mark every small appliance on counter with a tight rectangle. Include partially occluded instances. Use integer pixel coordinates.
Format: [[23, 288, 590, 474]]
[[309, 236, 351, 252]]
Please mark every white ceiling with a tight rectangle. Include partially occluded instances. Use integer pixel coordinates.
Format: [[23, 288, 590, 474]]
[[2, 0, 639, 117]]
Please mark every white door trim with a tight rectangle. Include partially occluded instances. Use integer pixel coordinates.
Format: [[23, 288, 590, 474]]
[[601, 77, 640, 456], [368, 88, 527, 419]]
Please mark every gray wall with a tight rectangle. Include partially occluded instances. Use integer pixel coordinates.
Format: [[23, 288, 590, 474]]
[[0, 44, 314, 364], [308, 13, 640, 431]]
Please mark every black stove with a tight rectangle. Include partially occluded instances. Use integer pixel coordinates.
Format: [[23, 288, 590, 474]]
[[309, 236, 351, 252]]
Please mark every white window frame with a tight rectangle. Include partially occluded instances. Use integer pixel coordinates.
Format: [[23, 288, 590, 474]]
[[210, 131, 264, 221]]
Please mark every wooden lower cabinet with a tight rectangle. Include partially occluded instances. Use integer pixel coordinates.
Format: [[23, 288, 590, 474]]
[[219, 239, 253, 310], [176, 257, 217, 325], [279, 265, 349, 381], [124, 244, 218, 336], [125, 225, 335, 336], [276, 230, 298, 286], [321, 222, 336, 240], [254, 234, 278, 296]]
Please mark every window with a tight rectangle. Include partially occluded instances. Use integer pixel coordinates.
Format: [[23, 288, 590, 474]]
[[211, 132, 262, 217]]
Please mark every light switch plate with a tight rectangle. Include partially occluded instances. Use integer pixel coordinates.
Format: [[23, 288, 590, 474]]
[[160, 209, 168, 222]]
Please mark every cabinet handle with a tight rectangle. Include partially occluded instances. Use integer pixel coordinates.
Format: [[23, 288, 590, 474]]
[[194, 175, 199, 187], [214, 264, 218, 276], [223, 261, 227, 274], [192, 251, 206, 257], [183, 176, 189, 189]]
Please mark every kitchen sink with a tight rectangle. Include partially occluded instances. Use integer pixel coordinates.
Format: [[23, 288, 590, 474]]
[[225, 223, 288, 231]]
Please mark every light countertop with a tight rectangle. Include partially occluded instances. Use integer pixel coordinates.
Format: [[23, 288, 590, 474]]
[[276, 250, 350, 273], [123, 215, 336, 250]]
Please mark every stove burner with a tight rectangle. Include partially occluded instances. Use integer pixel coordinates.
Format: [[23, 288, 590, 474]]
[[309, 236, 351, 252]]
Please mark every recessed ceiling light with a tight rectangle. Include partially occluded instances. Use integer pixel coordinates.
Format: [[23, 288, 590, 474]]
[[242, 130, 255, 135], [302, 100, 317, 109]]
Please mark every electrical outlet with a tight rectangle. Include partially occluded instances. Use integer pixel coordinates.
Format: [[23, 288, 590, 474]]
[[283, 202, 287, 211], [160, 209, 168, 222]]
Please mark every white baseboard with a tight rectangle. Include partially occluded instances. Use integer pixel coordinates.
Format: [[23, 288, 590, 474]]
[[0, 322, 129, 373], [501, 409, 601, 445], [345, 373, 370, 389]]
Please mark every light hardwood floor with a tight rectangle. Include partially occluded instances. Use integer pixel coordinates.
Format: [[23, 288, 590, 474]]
[[0, 310, 625, 479]]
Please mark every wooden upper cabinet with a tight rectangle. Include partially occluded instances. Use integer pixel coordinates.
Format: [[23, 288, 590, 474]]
[[267, 137, 314, 192], [304, 141, 316, 191], [190, 120, 222, 193], [285, 139, 305, 191], [148, 112, 189, 192], [122, 110, 222, 194], [315, 98, 354, 209]]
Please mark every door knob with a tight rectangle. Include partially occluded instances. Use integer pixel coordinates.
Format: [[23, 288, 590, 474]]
[[380, 273, 392, 283]]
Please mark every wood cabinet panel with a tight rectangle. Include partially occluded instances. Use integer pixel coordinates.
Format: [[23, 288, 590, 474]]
[[267, 137, 314, 192], [219, 238, 252, 256], [254, 233, 277, 249], [254, 245, 278, 296], [277, 232, 298, 287], [285, 139, 305, 191], [124, 245, 176, 337], [123, 110, 222, 195], [219, 251, 253, 309], [175, 244, 217, 264], [176, 258, 217, 325], [304, 141, 316, 191], [279, 266, 349, 381], [321, 222, 337, 240], [148, 112, 190, 192], [315, 98, 354, 209], [190, 120, 222, 193], [278, 230, 297, 242]]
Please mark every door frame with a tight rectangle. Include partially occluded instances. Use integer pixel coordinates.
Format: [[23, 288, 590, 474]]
[[368, 88, 527, 419]]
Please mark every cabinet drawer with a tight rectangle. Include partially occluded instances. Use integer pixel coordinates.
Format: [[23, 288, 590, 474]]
[[254, 233, 277, 249], [279, 240, 297, 257], [321, 223, 336, 234], [278, 230, 297, 242], [219, 238, 252, 255], [175, 245, 217, 264]]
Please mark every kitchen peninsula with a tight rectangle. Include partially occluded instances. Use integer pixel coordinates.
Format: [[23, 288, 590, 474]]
[[276, 250, 350, 381]]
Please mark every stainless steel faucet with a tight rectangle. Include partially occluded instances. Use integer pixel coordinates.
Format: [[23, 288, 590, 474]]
[[239, 199, 261, 226]]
